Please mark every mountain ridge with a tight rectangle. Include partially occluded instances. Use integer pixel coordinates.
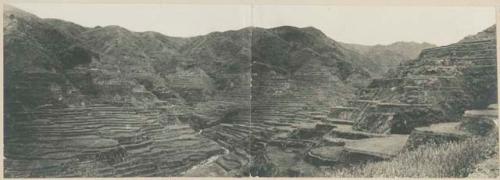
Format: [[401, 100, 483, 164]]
[[4, 4, 495, 177], [340, 41, 437, 76]]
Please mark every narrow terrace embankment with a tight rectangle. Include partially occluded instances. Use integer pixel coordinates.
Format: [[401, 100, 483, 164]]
[[4, 105, 225, 177], [349, 34, 496, 134]]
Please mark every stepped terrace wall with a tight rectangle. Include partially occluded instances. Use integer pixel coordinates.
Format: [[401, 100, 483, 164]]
[[352, 38, 497, 134], [4, 105, 225, 177]]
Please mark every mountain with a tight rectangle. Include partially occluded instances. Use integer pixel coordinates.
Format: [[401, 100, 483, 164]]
[[341, 41, 436, 77], [460, 25, 496, 42], [251, 26, 373, 104], [3, 5, 378, 177], [348, 25, 497, 134], [4, 4, 249, 177], [5, 4, 494, 177]]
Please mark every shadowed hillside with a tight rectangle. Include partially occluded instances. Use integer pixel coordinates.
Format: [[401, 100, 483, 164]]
[[349, 25, 497, 134], [3, 5, 375, 177], [3, 4, 496, 178], [341, 41, 436, 76]]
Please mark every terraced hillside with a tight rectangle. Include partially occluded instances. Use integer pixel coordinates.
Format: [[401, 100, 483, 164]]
[[348, 25, 497, 134], [341, 41, 436, 77], [241, 25, 497, 177], [3, 5, 367, 177], [4, 105, 224, 177], [4, 4, 494, 178], [4, 5, 251, 177]]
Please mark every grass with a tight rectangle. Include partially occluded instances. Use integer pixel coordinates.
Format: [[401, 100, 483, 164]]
[[327, 132, 498, 178]]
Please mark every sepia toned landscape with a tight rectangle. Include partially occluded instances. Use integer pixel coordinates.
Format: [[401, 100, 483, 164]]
[[3, 4, 498, 178]]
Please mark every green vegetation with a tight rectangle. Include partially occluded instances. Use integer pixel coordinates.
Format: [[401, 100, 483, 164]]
[[328, 132, 498, 178]]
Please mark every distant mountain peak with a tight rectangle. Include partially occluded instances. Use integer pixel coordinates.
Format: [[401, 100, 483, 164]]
[[269, 25, 327, 37], [93, 25, 133, 34], [388, 41, 435, 46]]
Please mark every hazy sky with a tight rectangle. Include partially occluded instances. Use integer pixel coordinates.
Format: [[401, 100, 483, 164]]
[[10, 3, 496, 46]]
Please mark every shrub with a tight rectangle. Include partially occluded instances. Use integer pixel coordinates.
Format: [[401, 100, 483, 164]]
[[248, 162, 278, 177], [328, 133, 498, 178]]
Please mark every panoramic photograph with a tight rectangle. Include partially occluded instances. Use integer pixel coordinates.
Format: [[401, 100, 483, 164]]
[[3, 2, 498, 178]]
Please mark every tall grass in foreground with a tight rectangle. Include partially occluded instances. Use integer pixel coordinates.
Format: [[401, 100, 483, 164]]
[[328, 132, 498, 178]]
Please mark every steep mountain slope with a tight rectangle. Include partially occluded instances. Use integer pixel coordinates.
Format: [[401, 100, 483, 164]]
[[341, 41, 436, 76], [3, 5, 249, 177], [247, 26, 382, 176], [4, 5, 381, 177], [4, 6, 98, 113], [4, 4, 471, 177], [251, 26, 373, 104], [348, 25, 497, 134]]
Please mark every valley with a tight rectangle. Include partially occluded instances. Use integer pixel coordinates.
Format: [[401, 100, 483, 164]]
[[3, 4, 498, 178]]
